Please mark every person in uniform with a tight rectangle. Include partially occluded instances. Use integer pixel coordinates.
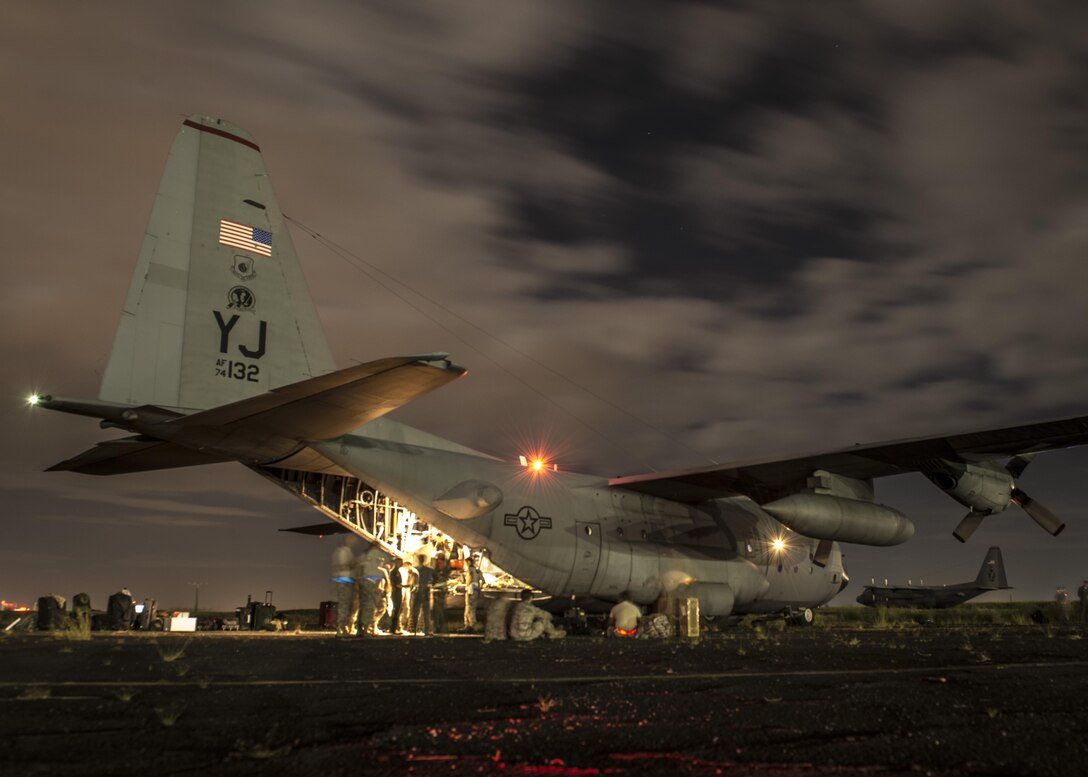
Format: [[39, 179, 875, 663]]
[[508, 589, 566, 641], [394, 559, 417, 635], [462, 556, 482, 632], [331, 535, 357, 636], [354, 540, 386, 636], [1055, 586, 1070, 623], [608, 591, 642, 637], [410, 553, 434, 635], [431, 550, 450, 634], [372, 557, 393, 634]]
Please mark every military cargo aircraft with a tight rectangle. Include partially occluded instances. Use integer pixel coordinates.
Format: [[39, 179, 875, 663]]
[[856, 546, 1011, 608], [29, 115, 1088, 623]]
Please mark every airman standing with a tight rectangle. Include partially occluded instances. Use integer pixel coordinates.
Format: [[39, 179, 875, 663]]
[[462, 557, 482, 632], [331, 535, 357, 636], [431, 550, 450, 634], [411, 553, 434, 635], [1055, 586, 1070, 623], [354, 540, 386, 636]]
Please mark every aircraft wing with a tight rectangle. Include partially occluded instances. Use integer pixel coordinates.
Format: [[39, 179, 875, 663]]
[[610, 414, 1088, 504]]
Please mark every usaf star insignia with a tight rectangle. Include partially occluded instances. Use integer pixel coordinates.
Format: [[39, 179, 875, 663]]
[[504, 505, 552, 540]]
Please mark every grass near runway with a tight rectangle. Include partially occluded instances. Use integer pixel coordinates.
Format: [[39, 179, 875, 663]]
[[811, 601, 1079, 628]]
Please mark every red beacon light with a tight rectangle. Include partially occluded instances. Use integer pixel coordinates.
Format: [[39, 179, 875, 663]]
[[519, 455, 557, 473]]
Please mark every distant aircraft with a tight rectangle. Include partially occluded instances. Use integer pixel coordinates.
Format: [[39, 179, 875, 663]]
[[29, 115, 1088, 624], [856, 547, 1011, 608]]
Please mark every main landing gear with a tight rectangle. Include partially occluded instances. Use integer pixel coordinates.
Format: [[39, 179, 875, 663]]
[[786, 607, 815, 626]]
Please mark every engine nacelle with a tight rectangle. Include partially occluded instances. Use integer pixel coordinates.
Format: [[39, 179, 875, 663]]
[[760, 493, 914, 546], [921, 459, 1012, 515]]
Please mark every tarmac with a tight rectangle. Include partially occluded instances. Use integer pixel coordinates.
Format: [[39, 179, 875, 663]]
[[1, 625, 1087, 776]]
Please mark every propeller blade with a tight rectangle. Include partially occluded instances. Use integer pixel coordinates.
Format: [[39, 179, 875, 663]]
[[1006, 453, 1037, 479], [1011, 488, 1065, 536], [953, 511, 987, 543], [812, 539, 833, 568]]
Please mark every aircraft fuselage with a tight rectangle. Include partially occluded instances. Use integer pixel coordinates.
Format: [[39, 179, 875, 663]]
[[315, 431, 847, 616]]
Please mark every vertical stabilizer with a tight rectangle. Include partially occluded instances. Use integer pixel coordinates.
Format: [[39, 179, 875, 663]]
[[99, 115, 335, 411], [975, 546, 1009, 589]]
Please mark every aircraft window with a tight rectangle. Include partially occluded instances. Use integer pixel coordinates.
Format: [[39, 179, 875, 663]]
[[243, 198, 266, 209], [640, 530, 647, 539], [584, 526, 593, 536], [616, 527, 624, 536], [777, 563, 783, 573]]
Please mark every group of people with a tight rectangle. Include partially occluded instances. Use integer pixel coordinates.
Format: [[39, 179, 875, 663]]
[[479, 589, 672, 642], [332, 534, 677, 640], [331, 534, 482, 637], [1054, 581, 1088, 623]]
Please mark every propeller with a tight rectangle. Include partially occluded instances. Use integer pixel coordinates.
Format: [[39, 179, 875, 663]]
[[952, 453, 1064, 542], [953, 511, 988, 543], [1011, 487, 1065, 536]]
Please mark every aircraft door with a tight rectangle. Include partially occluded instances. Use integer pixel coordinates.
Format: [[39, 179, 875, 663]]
[[565, 522, 602, 594]]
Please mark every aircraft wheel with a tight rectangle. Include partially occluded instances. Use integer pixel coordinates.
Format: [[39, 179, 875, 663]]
[[788, 608, 814, 627]]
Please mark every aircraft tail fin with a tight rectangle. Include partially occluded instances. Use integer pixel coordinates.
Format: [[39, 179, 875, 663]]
[[975, 546, 1009, 589], [98, 115, 335, 413]]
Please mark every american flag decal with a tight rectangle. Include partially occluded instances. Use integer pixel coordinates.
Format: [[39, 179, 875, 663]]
[[219, 219, 272, 257]]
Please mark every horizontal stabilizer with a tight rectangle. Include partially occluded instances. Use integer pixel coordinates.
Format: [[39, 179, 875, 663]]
[[163, 356, 465, 457], [47, 437, 230, 475], [40, 355, 466, 475]]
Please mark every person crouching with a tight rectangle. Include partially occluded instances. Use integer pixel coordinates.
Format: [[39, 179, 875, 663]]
[[608, 591, 641, 637], [508, 589, 566, 641]]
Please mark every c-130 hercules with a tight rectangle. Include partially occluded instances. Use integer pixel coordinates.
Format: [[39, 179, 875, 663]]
[[30, 115, 1088, 623]]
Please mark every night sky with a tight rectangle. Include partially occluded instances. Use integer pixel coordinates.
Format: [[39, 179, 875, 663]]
[[4, 2, 1088, 611]]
